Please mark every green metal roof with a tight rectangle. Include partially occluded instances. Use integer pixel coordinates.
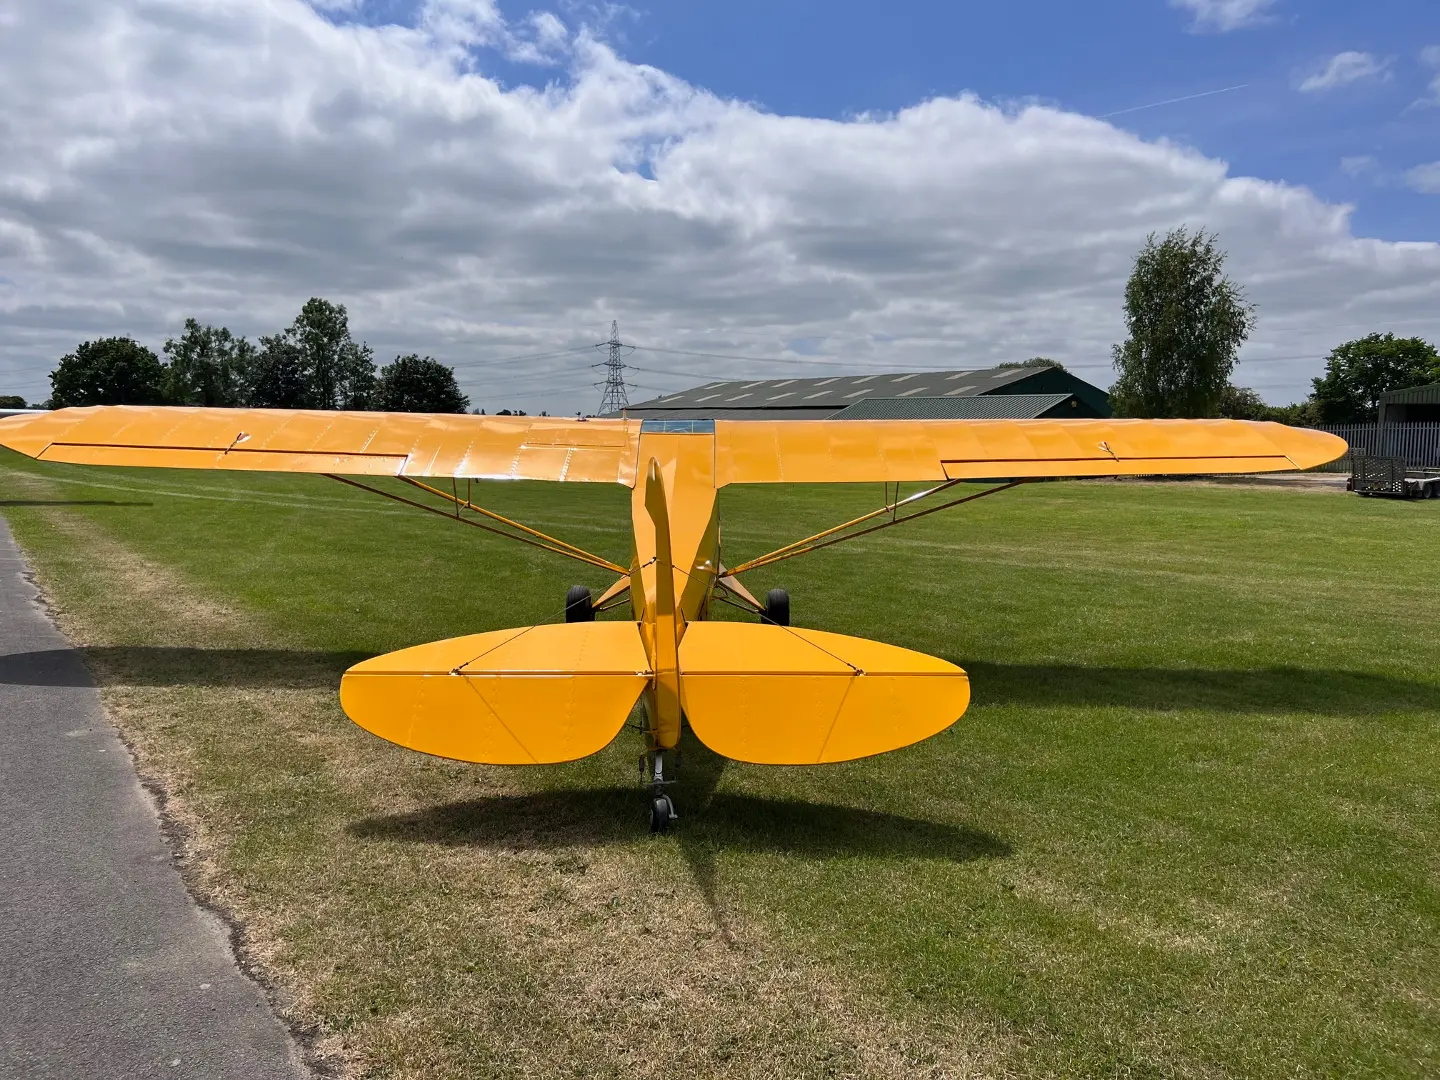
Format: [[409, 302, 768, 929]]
[[829, 394, 1074, 420], [1378, 382, 1440, 406], [620, 364, 1112, 419], [624, 366, 1043, 412]]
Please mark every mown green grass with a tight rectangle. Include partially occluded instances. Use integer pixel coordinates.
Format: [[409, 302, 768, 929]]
[[2, 452, 1437, 1078]]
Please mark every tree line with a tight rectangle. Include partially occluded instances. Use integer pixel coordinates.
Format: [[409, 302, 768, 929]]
[[41, 298, 470, 414], [12, 256, 1437, 424], [1110, 227, 1439, 424]]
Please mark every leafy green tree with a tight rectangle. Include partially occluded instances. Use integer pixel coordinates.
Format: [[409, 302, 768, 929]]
[[1308, 333, 1440, 423], [49, 337, 167, 408], [1110, 228, 1256, 418], [162, 318, 254, 407], [0, 395, 27, 409], [373, 355, 469, 413], [244, 336, 310, 409], [250, 299, 375, 409], [1217, 384, 1270, 421], [1217, 385, 1321, 426], [997, 357, 1067, 372], [1269, 400, 1322, 427], [289, 298, 374, 409]]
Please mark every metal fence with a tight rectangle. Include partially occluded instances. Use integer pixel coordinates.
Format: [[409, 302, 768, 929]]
[[1311, 423, 1440, 472]]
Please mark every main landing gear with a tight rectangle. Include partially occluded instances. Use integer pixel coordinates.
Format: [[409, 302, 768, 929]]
[[564, 584, 595, 622], [761, 587, 790, 627]]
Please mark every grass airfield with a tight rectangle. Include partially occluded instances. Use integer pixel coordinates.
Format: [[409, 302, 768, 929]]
[[1, 451, 1437, 1079]]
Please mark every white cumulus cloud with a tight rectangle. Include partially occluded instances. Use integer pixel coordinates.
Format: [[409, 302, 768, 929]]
[[1405, 162, 1440, 194], [1299, 52, 1389, 92], [1, 0, 1438, 412], [1170, 0, 1277, 33], [1419, 45, 1440, 106]]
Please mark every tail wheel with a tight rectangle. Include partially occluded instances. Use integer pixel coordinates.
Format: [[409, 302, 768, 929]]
[[761, 588, 790, 627], [650, 794, 674, 834], [565, 584, 595, 623]]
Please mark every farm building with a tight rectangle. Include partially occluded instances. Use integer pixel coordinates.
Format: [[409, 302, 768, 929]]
[[619, 363, 1110, 421], [1378, 382, 1440, 426]]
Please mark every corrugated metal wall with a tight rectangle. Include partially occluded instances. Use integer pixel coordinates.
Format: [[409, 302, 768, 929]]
[[1313, 423, 1440, 471]]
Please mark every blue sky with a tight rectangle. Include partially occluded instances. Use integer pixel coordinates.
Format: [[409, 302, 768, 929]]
[[488, 0, 1440, 241], [2, 0, 1437, 410]]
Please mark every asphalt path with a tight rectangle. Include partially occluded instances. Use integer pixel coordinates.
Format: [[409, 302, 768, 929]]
[[0, 515, 307, 1079]]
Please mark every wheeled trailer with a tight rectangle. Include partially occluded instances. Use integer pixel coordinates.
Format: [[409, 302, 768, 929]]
[[1348, 455, 1440, 498]]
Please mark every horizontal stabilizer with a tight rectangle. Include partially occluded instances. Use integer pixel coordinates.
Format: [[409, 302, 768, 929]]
[[678, 623, 969, 765], [340, 623, 650, 764]]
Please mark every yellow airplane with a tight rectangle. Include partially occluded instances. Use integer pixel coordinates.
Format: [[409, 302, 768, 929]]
[[0, 407, 1345, 831]]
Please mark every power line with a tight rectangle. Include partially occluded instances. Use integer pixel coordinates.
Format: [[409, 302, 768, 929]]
[[1233, 354, 1326, 364], [632, 345, 897, 371], [450, 339, 1331, 410], [636, 344, 821, 364], [626, 362, 728, 383], [447, 345, 596, 371], [452, 342, 1324, 387]]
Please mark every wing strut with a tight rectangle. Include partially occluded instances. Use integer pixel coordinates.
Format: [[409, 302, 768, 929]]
[[726, 480, 1025, 576], [323, 474, 628, 575]]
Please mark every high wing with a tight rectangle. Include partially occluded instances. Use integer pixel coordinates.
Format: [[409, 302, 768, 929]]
[[713, 418, 1346, 483], [0, 408, 1345, 485], [0, 406, 640, 483]]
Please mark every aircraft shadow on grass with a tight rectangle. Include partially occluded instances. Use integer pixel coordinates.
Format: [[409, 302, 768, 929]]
[[348, 787, 1009, 863], [0, 646, 367, 688], [349, 731, 1010, 937], [1, 647, 1435, 718], [957, 661, 1440, 716]]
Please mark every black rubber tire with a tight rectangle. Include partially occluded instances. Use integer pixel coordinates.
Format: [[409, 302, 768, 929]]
[[650, 795, 673, 834], [565, 584, 595, 623], [761, 588, 790, 627]]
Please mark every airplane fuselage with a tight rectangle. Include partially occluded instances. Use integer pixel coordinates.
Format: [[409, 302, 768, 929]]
[[627, 428, 723, 753]]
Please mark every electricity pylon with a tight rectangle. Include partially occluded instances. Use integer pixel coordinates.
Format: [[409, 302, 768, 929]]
[[595, 320, 632, 416]]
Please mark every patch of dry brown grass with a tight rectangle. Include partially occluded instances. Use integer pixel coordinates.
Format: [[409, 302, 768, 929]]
[[9, 478, 1006, 1079]]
